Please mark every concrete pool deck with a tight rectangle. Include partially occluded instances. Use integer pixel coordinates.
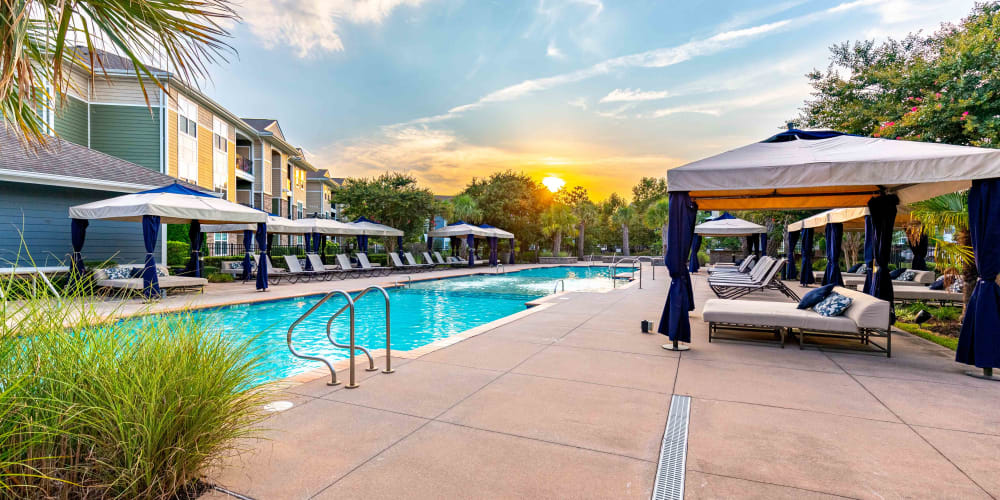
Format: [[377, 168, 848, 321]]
[[207, 269, 1000, 500]]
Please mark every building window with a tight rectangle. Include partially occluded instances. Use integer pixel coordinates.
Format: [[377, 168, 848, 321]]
[[212, 117, 229, 189], [297, 201, 303, 219], [213, 233, 228, 256], [177, 95, 198, 182]]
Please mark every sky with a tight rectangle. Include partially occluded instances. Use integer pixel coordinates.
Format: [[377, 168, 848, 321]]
[[200, 0, 980, 200]]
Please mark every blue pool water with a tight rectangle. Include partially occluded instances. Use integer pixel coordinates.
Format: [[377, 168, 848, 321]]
[[159, 266, 621, 384]]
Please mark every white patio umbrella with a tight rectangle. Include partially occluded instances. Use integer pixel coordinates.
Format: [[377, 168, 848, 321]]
[[695, 217, 766, 236], [68, 183, 265, 224]]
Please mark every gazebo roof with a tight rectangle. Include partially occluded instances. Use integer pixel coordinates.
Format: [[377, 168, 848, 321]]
[[786, 206, 914, 232], [667, 129, 1000, 210], [68, 183, 267, 225], [298, 217, 365, 235], [201, 215, 306, 234], [478, 224, 514, 239], [695, 216, 766, 236], [427, 221, 491, 238], [350, 216, 404, 237]]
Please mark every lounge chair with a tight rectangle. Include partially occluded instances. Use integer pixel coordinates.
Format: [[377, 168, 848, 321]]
[[253, 254, 297, 284], [855, 284, 964, 306], [306, 254, 347, 280], [434, 251, 457, 266], [285, 255, 330, 282], [357, 253, 392, 276], [702, 286, 892, 356], [446, 256, 465, 265], [422, 252, 445, 268], [389, 252, 424, 272], [336, 254, 369, 278], [708, 255, 756, 275], [93, 264, 207, 296], [404, 252, 434, 271], [843, 269, 936, 289], [708, 257, 799, 301]]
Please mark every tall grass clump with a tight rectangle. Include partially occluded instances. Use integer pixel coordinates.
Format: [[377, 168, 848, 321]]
[[1, 259, 270, 498]]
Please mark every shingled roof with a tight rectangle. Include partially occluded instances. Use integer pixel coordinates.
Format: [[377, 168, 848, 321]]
[[72, 46, 167, 73], [0, 127, 199, 193]]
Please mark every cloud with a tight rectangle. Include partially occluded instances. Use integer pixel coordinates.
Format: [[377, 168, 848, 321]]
[[643, 83, 807, 119], [239, 0, 426, 57], [600, 88, 669, 103], [317, 126, 679, 197], [546, 41, 565, 59], [567, 97, 587, 110]]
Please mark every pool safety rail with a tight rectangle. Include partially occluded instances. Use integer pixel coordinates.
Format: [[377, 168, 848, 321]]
[[553, 279, 565, 293], [611, 257, 642, 289], [493, 263, 505, 274], [287, 286, 393, 389]]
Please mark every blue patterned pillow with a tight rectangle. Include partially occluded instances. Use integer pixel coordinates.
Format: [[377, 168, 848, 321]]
[[948, 276, 965, 293], [898, 270, 917, 281], [813, 292, 853, 317], [105, 266, 131, 280], [890, 268, 907, 279]]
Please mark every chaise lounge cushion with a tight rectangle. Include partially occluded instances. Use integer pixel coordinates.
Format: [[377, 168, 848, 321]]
[[704, 286, 890, 333]]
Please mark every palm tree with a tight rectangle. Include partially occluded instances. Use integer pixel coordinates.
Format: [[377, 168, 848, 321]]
[[541, 203, 578, 255], [572, 201, 598, 260], [612, 204, 637, 256], [910, 192, 974, 303], [643, 198, 669, 256], [450, 194, 482, 223], [3, 1, 237, 146]]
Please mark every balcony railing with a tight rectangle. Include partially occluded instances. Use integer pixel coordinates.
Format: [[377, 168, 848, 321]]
[[236, 154, 252, 174]]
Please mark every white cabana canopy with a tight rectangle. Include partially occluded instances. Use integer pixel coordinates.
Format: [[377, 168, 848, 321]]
[[695, 217, 766, 237], [201, 215, 306, 234], [668, 129, 1000, 209], [298, 218, 365, 235], [349, 218, 404, 237], [68, 183, 266, 225], [478, 226, 514, 239], [786, 206, 914, 232], [427, 222, 491, 238]]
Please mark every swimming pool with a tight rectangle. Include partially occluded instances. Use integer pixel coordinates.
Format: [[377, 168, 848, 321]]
[[169, 265, 622, 385]]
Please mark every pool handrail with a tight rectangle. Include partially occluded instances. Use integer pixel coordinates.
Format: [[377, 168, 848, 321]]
[[336, 286, 394, 375], [611, 257, 642, 289], [327, 302, 377, 388], [287, 289, 355, 387], [554, 279, 565, 293]]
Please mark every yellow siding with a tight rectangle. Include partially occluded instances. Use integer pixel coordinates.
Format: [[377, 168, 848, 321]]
[[198, 127, 212, 189], [227, 143, 236, 202], [167, 110, 178, 178]]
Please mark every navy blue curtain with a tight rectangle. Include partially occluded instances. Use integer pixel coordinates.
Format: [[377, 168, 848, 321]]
[[397, 235, 404, 257], [657, 192, 697, 343], [467, 234, 475, 266], [304, 233, 313, 270], [957, 178, 1000, 369], [241, 230, 253, 281], [868, 195, 898, 310], [509, 239, 516, 264], [489, 237, 498, 266], [186, 220, 203, 278], [799, 227, 815, 286], [759, 232, 768, 257], [744, 235, 755, 257], [427, 236, 434, 253], [910, 233, 929, 271], [862, 215, 875, 294], [688, 234, 702, 273], [784, 230, 799, 280], [141, 215, 161, 299], [357, 235, 369, 253], [822, 223, 844, 286], [69, 218, 89, 286], [319, 235, 327, 260], [255, 223, 268, 291], [451, 236, 460, 257]]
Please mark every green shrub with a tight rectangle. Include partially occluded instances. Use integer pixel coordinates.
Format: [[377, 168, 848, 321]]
[[202, 265, 219, 276], [0, 274, 269, 498], [812, 258, 828, 271], [208, 272, 233, 283], [167, 240, 189, 266]]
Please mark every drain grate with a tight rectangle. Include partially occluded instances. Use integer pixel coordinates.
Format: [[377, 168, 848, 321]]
[[652, 395, 691, 500]]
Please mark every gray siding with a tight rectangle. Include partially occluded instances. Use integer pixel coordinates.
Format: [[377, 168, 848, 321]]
[[0, 182, 162, 266], [89, 104, 161, 171], [53, 95, 89, 147]]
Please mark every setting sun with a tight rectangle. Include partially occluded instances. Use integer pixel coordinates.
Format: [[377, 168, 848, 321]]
[[541, 175, 566, 193]]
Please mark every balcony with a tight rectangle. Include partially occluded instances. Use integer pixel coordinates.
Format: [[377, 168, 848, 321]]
[[235, 154, 254, 181]]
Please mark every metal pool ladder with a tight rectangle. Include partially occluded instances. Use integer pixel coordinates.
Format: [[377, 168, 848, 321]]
[[286, 286, 393, 389], [611, 257, 642, 289], [553, 279, 565, 293]]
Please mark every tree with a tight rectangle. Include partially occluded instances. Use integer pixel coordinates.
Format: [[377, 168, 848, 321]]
[[799, 3, 1000, 147], [612, 204, 637, 256], [557, 186, 598, 259], [540, 203, 578, 255], [332, 172, 436, 250], [643, 197, 670, 256], [461, 170, 550, 251], [910, 192, 975, 303], [3, 0, 237, 145], [450, 194, 482, 223], [630, 177, 668, 250]]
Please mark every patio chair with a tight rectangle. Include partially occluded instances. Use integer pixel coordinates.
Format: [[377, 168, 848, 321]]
[[357, 253, 392, 276], [708, 255, 756, 275], [702, 285, 892, 356], [253, 254, 297, 284], [423, 252, 445, 268], [446, 255, 465, 265], [92, 264, 207, 296], [336, 254, 368, 278], [433, 251, 453, 266], [708, 256, 773, 283], [404, 252, 434, 271], [708, 258, 799, 301], [288, 255, 336, 282], [389, 252, 424, 272], [307, 254, 347, 280]]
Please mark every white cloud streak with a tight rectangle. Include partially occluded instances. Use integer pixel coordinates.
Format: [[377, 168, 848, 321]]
[[600, 88, 670, 103], [239, 0, 426, 57]]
